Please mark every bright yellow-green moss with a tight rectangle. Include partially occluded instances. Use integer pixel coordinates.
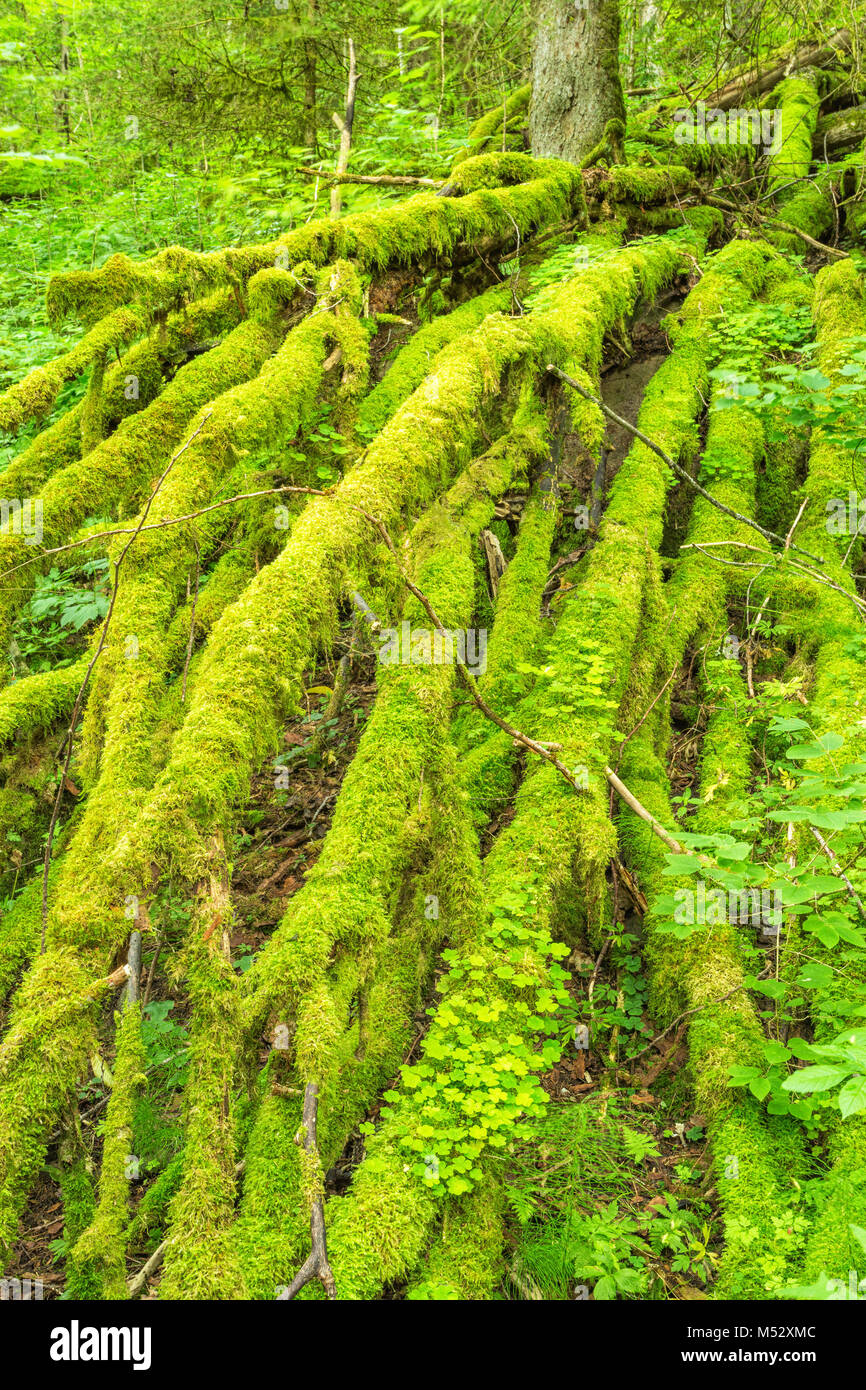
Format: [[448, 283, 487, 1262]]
[[0, 298, 282, 683], [612, 253, 822, 1297], [590, 164, 697, 207], [766, 78, 821, 199], [451, 85, 531, 165], [0, 865, 65, 1008], [359, 282, 510, 441], [230, 411, 539, 1297], [80, 350, 107, 456], [0, 288, 241, 502], [407, 1173, 506, 1299], [46, 160, 582, 327], [0, 305, 146, 436], [456, 482, 557, 825], [66, 1001, 146, 1299], [0, 658, 87, 744], [0, 947, 125, 1261], [778, 257, 866, 1282], [125, 1151, 184, 1250], [158, 947, 247, 1300], [76, 264, 367, 816]]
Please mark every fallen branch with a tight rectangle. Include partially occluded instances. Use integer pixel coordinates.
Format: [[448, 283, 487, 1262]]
[[354, 503, 688, 855], [277, 1082, 336, 1301], [330, 38, 358, 220], [810, 826, 866, 916], [604, 765, 684, 853], [546, 364, 826, 565], [706, 195, 848, 258], [127, 1237, 172, 1299], [357, 506, 596, 797], [38, 414, 213, 955], [625, 976, 770, 1063], [297, 166, 442, 188], [700, 28, 855, 109]]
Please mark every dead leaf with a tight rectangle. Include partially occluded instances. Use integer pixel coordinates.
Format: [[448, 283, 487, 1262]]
[[629, 1089, 655, 1106]]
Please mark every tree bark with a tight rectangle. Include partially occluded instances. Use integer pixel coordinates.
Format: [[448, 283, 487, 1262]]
[[529, 0, 626, 164], [704, 28, 853, 110], [302, 0, 318, 154], [330, 38, 357, 220]]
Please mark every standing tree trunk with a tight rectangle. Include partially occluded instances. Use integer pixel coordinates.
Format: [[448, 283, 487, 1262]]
[[330, 37, 357, 220], [302, 0, 318, 154], [529, 0, 626, 164], [54, 6, 71, 146]]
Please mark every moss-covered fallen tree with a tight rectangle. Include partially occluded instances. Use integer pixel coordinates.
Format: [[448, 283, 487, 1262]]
[[1, 63, 866, 1307]]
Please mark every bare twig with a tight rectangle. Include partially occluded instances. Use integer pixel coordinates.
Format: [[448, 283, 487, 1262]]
[[277, 1083, 336, 1300], [604, 765, 684, 853], [746, 495, 808, 642], [329, 38, 358, 220], [39, 413, 212, 954], [706, 194, 848, 258], [3, 483, 337, 581], [810, 826, 866, 916], [125, 930, 142, 1006], [625, 976, 769, 1063], [546, 365, 825, 564], [181, 533, 201, 705], [297, 166, 441, 188], [127, 1238, 171, 1299]]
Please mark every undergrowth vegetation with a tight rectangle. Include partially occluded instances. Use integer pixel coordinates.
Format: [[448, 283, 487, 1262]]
[[1, 0, 866, 1309]]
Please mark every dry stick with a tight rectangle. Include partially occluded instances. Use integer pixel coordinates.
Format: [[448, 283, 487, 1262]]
[[180, 532, 200, 705], [841, 516, 866, 568], [125, 930, 142, 1007], [126, 1156, 246, 1297], [330, 37, 357, 221], [746, 495, 809, 641], [810, 826, 866, 916], [546, 364, 826, 565], [787, 557, 866, 618], [297, 166, 442, 188], [28, 472, 683, 882], [278, 1082, 336, 1301], [356, 504, 685, 852], [38, 413, 213, 955], [142, 935, 163, 1009], [127, 1237, 172, 1299], [682, 539, 866, 616], [705, 194, 849, 258], [604, 765, 685, 854], [625, 975, 770, 1064], [357, 508, 597, 797], [3, 483, 337, 582]]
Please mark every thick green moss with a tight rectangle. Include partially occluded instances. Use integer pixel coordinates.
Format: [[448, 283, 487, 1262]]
[[407, 1173, 506, 1299], [76, 264, 367, 817], [0, 299, 280, 682], [125, 1151, 184, 1248], [0, 305, 145, 436], [782, 258, 866, 1282], [766, 78, 821, 199], [46, 162, 581, 327], [359, 282, 510, 441], [612, 253, 824, 1296], [0, 659, 87, 745], [66, 1002, 147, 1299], [0, 866, 62, 1007], [158, 947, 247, 1301], [451, 85, 531, 165]]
